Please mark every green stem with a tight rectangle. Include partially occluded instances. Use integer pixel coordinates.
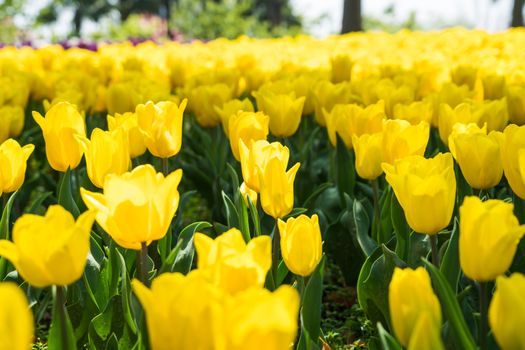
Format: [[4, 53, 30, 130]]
[[429, 234, 440, 267], [161, 158, 169, 176], [55, 286, 69, 349], [137, 242, 149, 286], [371, 179, 381, 242], [479, 282, 488, 350], [248, 198, 261, 237], [272, 218, 281, 285]]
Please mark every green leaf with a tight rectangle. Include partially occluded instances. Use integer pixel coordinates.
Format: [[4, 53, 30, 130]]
[[116, 249, 137, 333], [57, 168, 80, 217], [390, 193, 410, 262], [353, 199, 378, 257], [423, 259, 476, 350], [221, 191, 239, 228], [25, 190, 52, 214], [440, 219, 460, 292], [0, 191, 17, 279], [334, 134, 355, 200], [377, 322, 403, 350], [276, 260, 289, 286], [48, 287, 77, 350], [302, 182, 332, 208], [300, 256, 325, 346], [282, 207, 308, 220], [88, 296, 135, 350]]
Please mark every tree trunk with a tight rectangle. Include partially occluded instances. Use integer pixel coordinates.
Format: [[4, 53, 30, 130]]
[[341, 0, 362, 33], [164, 0, 173, 39], [511, 0, 524, 27], [73, 8, 83, 37], [267, 0, 284, 28]]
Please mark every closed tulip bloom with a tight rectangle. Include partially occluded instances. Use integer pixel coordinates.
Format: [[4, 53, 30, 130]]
[[312, 80, 351, 126], [190, 83, 233, 127], [393, 100, 434, 125], [215, 98, 254, 136], [449, 123, 502, 189], [136, 99, 186, 159], [132, 272, 224, 350], [382, 153, 456, 235], [0, 105, 25, 139], [438, 103, 481, 146], [0, 205, 95, 287], [0, 139, 34, 194], [474, 99, 508, 133], [278, 214, 322, 276], [259, 157, 300, 219], [228, 111, 269, 161], [506, 85, 525, 125], [451, 64, 478, 89], [107, 112, 147, 158], [240, 182, 257, 206], [389, 267, 442, 347], [255, 91, 305, 137], [32, 101, 86, 172], [106, 83, 141, 115], [382, 119, 429, 165], [239, 140, 289, 192], [352, 132, 383, 180], [481, 73, 506, 100], [407, 312, 445, 350], [81, 164, 183, 250], [497, 124, 525, 199], [459, 196, 525, 282], [225, 285, 300, 350], [330, 54, 353, 83], [0, 283, 34, 350], [78, 128, 130, 189], [0, 107, 11, 144], [489, 273, 525, 350], [194, 228, 271, 294]]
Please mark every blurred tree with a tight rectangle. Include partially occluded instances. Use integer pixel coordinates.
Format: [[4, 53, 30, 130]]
[[0, 0, 25, 19], [249, 0, 301, 29], [341, 0, 362, 33], [511, 0, 524, 27]]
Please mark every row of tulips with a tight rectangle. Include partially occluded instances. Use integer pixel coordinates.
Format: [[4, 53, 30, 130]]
[[0, 28, 525, 349]]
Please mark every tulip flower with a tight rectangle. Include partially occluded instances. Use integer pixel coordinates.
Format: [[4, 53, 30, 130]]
[[0, 105, 25, 140], [474, 98, 508, 133], [78, 128, 130, 189], [448, 123, 503, 189], [330, 54, 353, 83], [81, 164, 183, 250], [240, 182, 257, 206], [0, 282, 34, 350], [312, 80, 351, 126], [382, 153, 456, 235], [32, 101, 86, 172], [352, 132, 383, 180], [215, 98, 254, 136], [189, 83, 233, 127], [107, 112, 147, 158], [451, 64, 478, 89], [259, 156, 300, 219], [497, 124, 525, 199], [277, 214, 322, 276], [0, 205, 95, 287], [238, 140, 289, 193], [0, 107, 12, 144], [382, 119, 429, 165], [136, 99, 186, 159], [254, 91, 305, 137], [459, 196, 525, 282], [489, 273, 525, 350], [506, 85, 525, 125], [481, 73, 506, 100], [194, 228, 271, 294], [0, 139, 34, 194], [407, 312, 444, 350], [438, 103, 481, 146], [106, 83, 141, 115], [393, 100, 433, 125], [228, 111, 269, 161], [389, 267, 442, 347], [374, 81, 415, 117]]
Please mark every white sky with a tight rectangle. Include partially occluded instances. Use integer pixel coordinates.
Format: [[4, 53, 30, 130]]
[[14, 0, 518, 40]]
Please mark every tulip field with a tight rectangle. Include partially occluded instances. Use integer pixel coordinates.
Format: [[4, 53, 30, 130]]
[[2, 28, 525, 349]]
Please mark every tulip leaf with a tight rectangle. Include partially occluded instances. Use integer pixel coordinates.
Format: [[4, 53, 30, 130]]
[[0, 191, 17, 279], [276, 260, 289, 286], [352, 199, 378, 257], [423, 259, 477, 350], [379, 188, 393, 244], [221, 191, 239, 228], [48, 287, 78, 350], [25, 190, 52, 214], [88, 296, 135, 350], [116, 249, 137, 333], [300, 256, 325, 346], [334, 134, 355, 200], [57, 168, 80, 217], [377, 322, 403, 350], [283, 207, 308, 220], [440, 218, 460, 292], [390, 193, 410, 261], [302, 182, 332, 209]]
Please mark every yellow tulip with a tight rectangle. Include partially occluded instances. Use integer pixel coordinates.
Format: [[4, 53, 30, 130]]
[[489, 273, 525, 350], [278, 214, 322, 276], [0, 205, 95, 287], [0, 105, 25, 139], [451, 64, 478, 89], [481, 73, 506, 100], [459, 196, 525, 282], [382, 120, 429, 165], [382, 153, 456, 235], [254, 91, 305, 137], [189, 83, 233, 127], [497, 124, 525, 199], [78, 128, 130, 189], [0, 139, 34, 194], [228, 111, 269, 161], [407, 311, 445, 350], [259, 156, 300, 219], [132, 272, 224, 350], [374, 81, 415, 117], [330, 54, 354, 83], [393, 100, 433, 125], [194, 228, 271, 294], [106, 83, 141, 115], [240, 182, 257, 206], [448, 123, 502, 189], [136, 99, 187, 159], [80, 164, 183, 250], [238, 140, 289, 193], [0, 282, 34, 350], [438, 103, 481, 146], [474, 99, 508, 132], [224, 285, 300, 350], [389, 267, 442, 347], [312, 81, 351, 126], [107, 112, 147, 158], [324, 101, 385, 148], [352, 132, 383, 180], [0, 107, 11, 144], [32, 101, 86, 172], [506, 85, 525, 125], [215, 98, 254, 137]]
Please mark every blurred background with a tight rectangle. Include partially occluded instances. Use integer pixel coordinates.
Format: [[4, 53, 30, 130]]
[[0, 0, 523, 45]]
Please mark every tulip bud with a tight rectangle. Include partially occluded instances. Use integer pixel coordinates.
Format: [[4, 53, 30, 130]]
[[240, 182, 257, 206], [459, 196, 525, 281], [107, 112, 147, 158], [0, 139, 34, 194], [0, 282, 34, 349], [278, 214, 322, 276], [81, 164, 183, 250], [215, 98, 254, 137], [382, 119, 429, 165], [254, 91, 305, 137], [496, 124, 525, 199], [489, 273, 525, 350], [382, 153, 456, 235], [228, 111, 269, 161], [438, 103, 481, 146], [506, 84, 525, 125], [189, 83, 233, 127], [389, 267, 442, 347], [393, 100, 433, 125], [32, 101, 86, 172], [352, 132, 383, 180], [136, 99, 186, 159], [0, 205, 95, 287], [312, 81, 351, 126], [407, 311, 445, 350], [330, 54, 354, 83]]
